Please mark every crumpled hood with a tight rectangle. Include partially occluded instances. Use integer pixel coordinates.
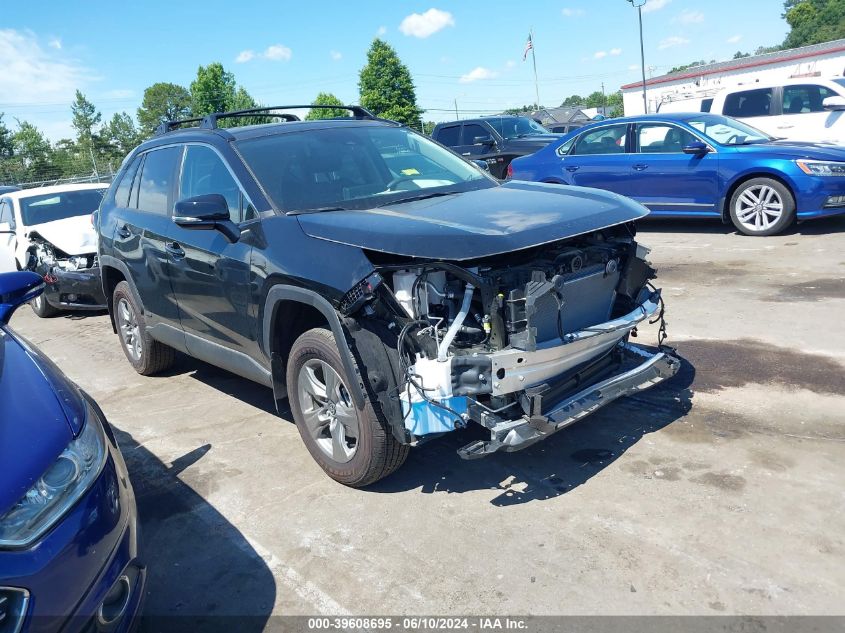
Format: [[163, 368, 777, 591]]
[[297, 181, 648, 260], [0, 327, 85, 516], [25, 214, 97, 255]]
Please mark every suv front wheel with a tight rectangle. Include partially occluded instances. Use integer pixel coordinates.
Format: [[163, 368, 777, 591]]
[[113, 281, 175, 375], [286, 328, 408, 487]]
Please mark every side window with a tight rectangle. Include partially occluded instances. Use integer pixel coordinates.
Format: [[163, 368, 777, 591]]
[[462, 124, 490, 144], [701, 98, 714, 112], [0, 200, 14, 228], [436, 126, 460, 147], [572, 124, 628, 155], [637, 124, 697, 153], [137, 147, 182, 215], [555, 135, 577, 156], [179, 145, 241, 223], [782, 84, 838, 114], [722, 88, 773, 118], [112, 155, 142, 208]]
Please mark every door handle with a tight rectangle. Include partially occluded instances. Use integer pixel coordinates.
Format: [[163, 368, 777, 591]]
[[633, 164, 649, 171], [165, 241, 185, 258], [116, 224, 131, 239], [777, 125, 794, 129], [565, 166, 580, 172]]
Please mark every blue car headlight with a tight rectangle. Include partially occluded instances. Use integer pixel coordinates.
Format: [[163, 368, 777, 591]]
[[0, 404, 107, 548], [796, 159, 845, 176]]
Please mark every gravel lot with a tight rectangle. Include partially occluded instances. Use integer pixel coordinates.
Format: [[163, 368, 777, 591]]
[[10, 216, 845, 627]]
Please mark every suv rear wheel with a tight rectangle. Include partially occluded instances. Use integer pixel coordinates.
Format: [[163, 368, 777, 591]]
[[286, 327, 408, 487], [729, 177, 795, 236], [113, 281, 175, 375]]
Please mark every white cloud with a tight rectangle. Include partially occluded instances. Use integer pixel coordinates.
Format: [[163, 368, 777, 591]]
[[236, 44, 292, 63], [676, 10, 704, 24], [459, 66, 498, 83], [642, 0, 671, 13], [399, 8, 455, 38], [263, 44, 292, 61], [561, 8, 585, 17], [628, 64, 640, 71], [609, 48, 622, 56], [594, 50, 608, 59], [377, 26, 387, 36], [48, 37, 61, 49], [727, 34, 742, 44], [330, 50, 342, 61], [505, 59, 516, 68], [235, 49, 255, 63], [658, 36, 690, 50]]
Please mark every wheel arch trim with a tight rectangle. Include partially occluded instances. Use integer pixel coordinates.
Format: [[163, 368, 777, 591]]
[[262, 285, 366, 410], [99, 255, 144, 333]]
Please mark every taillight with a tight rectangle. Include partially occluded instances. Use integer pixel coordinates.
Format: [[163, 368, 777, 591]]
[[506, 163, 513, 179]]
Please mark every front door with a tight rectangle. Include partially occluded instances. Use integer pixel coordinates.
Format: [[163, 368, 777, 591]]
[[558, 123, 641, 198], [169, 144, 257, 360], [628, 122, 720, 217]]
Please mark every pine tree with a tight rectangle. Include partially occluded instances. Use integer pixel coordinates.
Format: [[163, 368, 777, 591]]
[[359, 39, 423, 129]]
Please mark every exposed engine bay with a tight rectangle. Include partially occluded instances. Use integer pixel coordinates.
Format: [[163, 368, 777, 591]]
[[27, 235, 97, 274], [345, 223, 681, 458], [24, 234, 106, 310]]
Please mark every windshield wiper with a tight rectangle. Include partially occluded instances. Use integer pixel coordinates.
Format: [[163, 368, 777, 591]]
[[375, 190, 461, 207]]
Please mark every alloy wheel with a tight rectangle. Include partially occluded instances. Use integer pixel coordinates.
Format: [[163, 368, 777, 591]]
[[297, 359, 359, 463], [734, 184, 783, 233], [116, 297, 142, 362]]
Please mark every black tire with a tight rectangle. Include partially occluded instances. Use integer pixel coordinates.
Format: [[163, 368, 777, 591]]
[[728, 177, 795, 236], [112, 281, 175, 375], [286, 327, 408, 487], [30, 293, 60, 318]]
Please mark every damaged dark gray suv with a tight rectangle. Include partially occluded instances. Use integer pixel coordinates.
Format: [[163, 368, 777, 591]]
[[97, 105, 680, 486]]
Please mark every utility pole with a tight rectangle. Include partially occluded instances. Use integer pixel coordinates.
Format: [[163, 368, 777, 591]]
[[601, 81, 606, 115], [627, 0, 648, 114], [454, 98, 459, 120]]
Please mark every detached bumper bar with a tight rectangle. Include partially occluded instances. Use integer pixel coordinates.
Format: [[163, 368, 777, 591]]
[[457, 342, 680, 459]]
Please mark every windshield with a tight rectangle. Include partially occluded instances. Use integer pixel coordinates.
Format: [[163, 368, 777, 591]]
[[832, 79, 845, 91], [684, 114, 773, 145], [486, 117, 550, 140], [19, 188, 105, 226], [236, 125, 494, 213]]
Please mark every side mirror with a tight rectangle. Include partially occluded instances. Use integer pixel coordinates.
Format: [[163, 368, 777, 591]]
[[0, 222, 14, 234], [0, 271, 44, 324], [471, 159, 490, 172], [173, 194, 240, 243], [823, 96, 845, 111], [682, 141, 710, 155], [473, 135, 496, 146]]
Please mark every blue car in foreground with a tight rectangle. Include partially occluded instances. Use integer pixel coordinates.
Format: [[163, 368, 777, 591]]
[[0, 272, 144, 632], [509, 113, 845, 236]]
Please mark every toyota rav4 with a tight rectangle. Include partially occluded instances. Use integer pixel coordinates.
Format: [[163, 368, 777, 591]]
[[97, 105, 680, 486]]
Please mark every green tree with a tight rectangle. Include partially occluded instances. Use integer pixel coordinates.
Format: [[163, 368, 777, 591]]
[[71, 90, 102, 152], [0, 114, 13, 160], [733, 50, 751, 59], [560, 95, 584, 107], [783, 0, 845, 48], [605, 91, 624, 117], [102, 112, 141, 161], [305, 92, 348, 120], [359, 39, 423, 128], [190, 62, 237, 116], [12, 121, 59, 182], [583, 91, 607, 108], [137, 82, 192, 136]]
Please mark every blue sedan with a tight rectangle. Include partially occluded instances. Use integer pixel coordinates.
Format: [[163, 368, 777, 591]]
[[508, 113, 845, 236], [0, 272, 144, 632]]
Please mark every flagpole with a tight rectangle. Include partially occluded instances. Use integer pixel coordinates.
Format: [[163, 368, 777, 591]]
[[530, 28, 540, 108]]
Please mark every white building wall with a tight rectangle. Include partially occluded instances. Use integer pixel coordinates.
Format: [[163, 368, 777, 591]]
[[621, 49, 845, 115]]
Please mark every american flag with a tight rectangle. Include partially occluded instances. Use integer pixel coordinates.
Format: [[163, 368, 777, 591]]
[[522, 34, 533, 61]]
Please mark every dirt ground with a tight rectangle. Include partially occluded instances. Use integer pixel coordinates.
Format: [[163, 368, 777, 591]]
[[10, 215, 845, 628]]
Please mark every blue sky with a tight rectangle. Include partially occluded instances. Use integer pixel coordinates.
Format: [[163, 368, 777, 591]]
[[1, 0, 789, 140]]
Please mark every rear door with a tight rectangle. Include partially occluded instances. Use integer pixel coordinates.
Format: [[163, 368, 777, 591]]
[[557, 123, 640, 197], [433, 124, 461, 150], [721, 87, 777, 136], [776, 83, 843, 143], [628, 122, 720, 216], [0, 199, 16, 273], [168, 144, 258, 361], [456, 123, 498, 158], [111, 146, 183, 330]]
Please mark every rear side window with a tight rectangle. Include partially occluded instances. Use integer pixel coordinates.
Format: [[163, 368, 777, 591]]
[[436, 126, 460, 147], [136, 147, 182, 216], [701, 98, 713, 112], [112, 155, 142, 208], [0, 199, 14, 228], [782, 84, 838, 114], [722, 88, 773, 118], [462, 124, 490, 144], [572, 124, 628, 155]]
